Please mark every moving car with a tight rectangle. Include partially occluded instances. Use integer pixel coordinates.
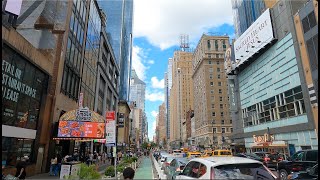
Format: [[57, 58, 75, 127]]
[[253, 152, 274, 167], [201, 150, 213, 158], [187, 152, 202, 158], [166, 157, 189, 180], [287, 164, 318, 180], [212, 150, 232, 156], [277, 150, 318, 180], [175, 157, 279, 179], [161, 156, 175, 172]]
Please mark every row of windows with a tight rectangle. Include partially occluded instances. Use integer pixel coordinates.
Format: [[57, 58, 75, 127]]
[[61, 64, 80, 100], [213, 127, 233, 133], [242, 86, 306, 127], [209, 67, 222, 73], [301, 11, 317, 34]]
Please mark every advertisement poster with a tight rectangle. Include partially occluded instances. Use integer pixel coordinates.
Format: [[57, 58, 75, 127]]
[[58, 121, 105, 138], [106, 111, 116, 145], [60, 164, 71, 179], [70, 164, 81, 177]]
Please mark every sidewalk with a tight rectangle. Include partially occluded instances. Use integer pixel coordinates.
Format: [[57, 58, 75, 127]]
[[26, 162, 110, 179], [133, 157, 153, 179]]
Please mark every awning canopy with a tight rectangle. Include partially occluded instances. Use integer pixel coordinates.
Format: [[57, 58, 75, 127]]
[[249, 141, 287, 148]]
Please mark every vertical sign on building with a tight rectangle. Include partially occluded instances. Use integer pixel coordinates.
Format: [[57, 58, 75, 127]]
[[228, 77, 237, 112], [106, 111, 116, 146]]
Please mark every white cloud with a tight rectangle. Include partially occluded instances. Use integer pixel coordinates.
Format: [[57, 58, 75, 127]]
[[147, 60, 155, 64], [152, 120, 157, 131], [146, 90, 165, 102], [132, 46, 148, 80], [133, 0, 233, 50], [151, 77, 164, 89], [151, 110, 158, 118]]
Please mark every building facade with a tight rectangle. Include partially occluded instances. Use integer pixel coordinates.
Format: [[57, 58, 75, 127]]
[[227, 0, 317, 155], [98, 0, 134, 101], [158, 102, 167, 146], [129, 69, 146, 111], [165, 58, 173, 142], [294, 0, 318, 134], [192, 35, 232, 149], [169, 51, 194, 149]]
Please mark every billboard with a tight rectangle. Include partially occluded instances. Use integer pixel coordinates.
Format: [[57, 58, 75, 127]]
[[58, 121, 105, 138], [105, 111, 116, 145], [234, 9, 274, 68]]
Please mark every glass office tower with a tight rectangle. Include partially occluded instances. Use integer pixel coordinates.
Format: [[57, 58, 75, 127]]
[[98, 0, 134, 101], [231, 0, 266, 37]]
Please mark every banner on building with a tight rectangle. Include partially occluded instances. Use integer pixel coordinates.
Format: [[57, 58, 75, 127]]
[[228, 77, 237, 112], [234, 8, 275, 68], [106, 111, 116, 145]]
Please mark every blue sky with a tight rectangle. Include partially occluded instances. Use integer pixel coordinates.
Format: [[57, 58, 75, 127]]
[[131, 0, 235, 141]]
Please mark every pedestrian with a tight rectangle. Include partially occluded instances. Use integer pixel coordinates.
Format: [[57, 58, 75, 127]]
[[123, 167, 135, 180], [15, 156, 28, 179], [92, 151, 97, 165], [49, 155, 57, 176], [54, 154, 62, 176], [89, 152, 93, 165]]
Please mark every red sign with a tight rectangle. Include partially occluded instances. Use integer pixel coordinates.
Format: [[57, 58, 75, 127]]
[[106, 111, 115, 121], [58, 121, 105, 138]]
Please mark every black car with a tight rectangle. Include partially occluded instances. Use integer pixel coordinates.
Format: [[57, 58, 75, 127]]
[[287, 164, 318, 180], [277, 150, 318, 180]]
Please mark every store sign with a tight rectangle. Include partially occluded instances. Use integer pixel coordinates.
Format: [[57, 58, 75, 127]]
[[58, 121, 105, 138], [76, 107, 92, 121], [106, 111, 116, 145], [118, 113, 124, 127], [228, 78, 237, 111], [60, 164, 71, 179], [253, 133, 274, 144], [2, 60, 38, 103], [234, 9, 274, 68]]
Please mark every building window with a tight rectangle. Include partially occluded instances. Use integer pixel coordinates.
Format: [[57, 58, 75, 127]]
[[217, 68, 221, 72], [218, 74, 221, 79], [230, 119, 232, 124], [306, 34, 318, 71], [221, 112, 224, 117], [209, 74, 213, 79], [213, 128, 217, 133], [215, 40, 218, 50], [219, 89, 222, 94], [221, 120, 225, 124], [212, 112, 216, 117], [220, 104, 223, 109], [211, 104, 215, 109], [230, 128, 233, 133], [209, 60, 212, 64], [218, 82, 222, 86], [207, 40, 211, 49], [211, 90, 214, 94], [220, 97, 223, 101], [210, 82, 214, 87], [209, 68, 213, 72], [221, 128, 226, 133], [302, 11, 317, 34]]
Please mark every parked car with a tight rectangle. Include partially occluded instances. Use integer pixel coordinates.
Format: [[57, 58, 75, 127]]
[[212, 150, 233, 156], [287, 164, 318, 180], [159, 154, 171, 167], [277, 150, 318, 180], [175, 157, 279, 179], [162, 156, 175, 172], [166, 157, 189, 180], [234, 153, 265, 164]]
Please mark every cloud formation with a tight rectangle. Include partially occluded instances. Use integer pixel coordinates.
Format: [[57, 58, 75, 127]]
[[151, 77, 164, 89], [132, 46, 148, 80], [146, 90, 165, 102], [151, 110, 158, 118], [133, 0, 233, 50], [148, 60, 155, 65]]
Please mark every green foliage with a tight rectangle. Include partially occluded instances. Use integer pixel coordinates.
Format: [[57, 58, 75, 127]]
[[116, 165, 125, 173], [105, 166, 115, 177], [131, 157, 138, 162], [78, 163, 101, 180]]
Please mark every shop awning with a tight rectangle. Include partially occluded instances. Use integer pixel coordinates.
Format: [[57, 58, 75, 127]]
[[250, 141, 287, 148]]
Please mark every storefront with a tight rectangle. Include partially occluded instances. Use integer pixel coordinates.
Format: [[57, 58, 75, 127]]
[[2, 44, 49, 174]]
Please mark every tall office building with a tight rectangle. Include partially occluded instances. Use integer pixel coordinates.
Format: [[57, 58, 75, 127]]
[[231, 0, 266, 37], [98, 0, 134, 101], [192, 35, 232, 149], [129, 69, 146, 111], [169, 51, 194, 148], [158, 102, 167, 146], [165, 58, 173, 141]]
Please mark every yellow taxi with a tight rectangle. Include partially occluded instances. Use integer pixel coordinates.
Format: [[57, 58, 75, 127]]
[[186, 151, 202, 158], [201, 150, 213, 157], [212, 149, 233, 156]]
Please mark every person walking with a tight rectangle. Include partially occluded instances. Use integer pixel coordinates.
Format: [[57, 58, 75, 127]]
[[49, 155, 57, 176], [54, 154, 62, 176], [15, 156, 28, 179], [123, 167, 135, 180], [88, 152, 93, 165]]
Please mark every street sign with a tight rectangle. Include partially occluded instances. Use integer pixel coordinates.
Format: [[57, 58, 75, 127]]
[[78, 93, 83, 107], [75, 107, 92, 121], [106, 111, 116, 144], [106, 111, 115, 120]]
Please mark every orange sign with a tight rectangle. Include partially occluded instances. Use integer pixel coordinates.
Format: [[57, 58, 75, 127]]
[[58, 121, 105, 138], [106, 111, 115, 121]]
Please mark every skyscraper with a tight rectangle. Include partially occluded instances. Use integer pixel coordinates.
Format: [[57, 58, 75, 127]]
[[165, 58, 173, 141], [231, 0, 266, 37], [129, 69, 146, 111], [98, 0, 134, 101]]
